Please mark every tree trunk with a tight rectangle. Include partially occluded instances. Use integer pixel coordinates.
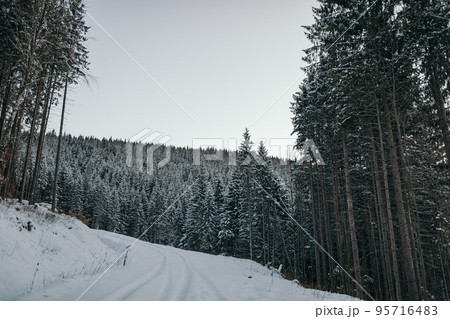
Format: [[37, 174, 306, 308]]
[[375, 98, 402, 300], [370, 128, 394, 300], [51, 77, 68, 212], [19, 79, 44, 202], [330, 152, 346, 292], [2, 106, 24, 198], [382, 97, 419, 300], [391, 74, 424, 295], [368, 204, 382, 300], [0, 75, 13, 147], [29, 68, 55, 204], [342, 133, 363, 298], [309, 161, 322, 287], [428, 64, 450, 162], [316, 171, 328, 288], [321, 169, 334, 290]]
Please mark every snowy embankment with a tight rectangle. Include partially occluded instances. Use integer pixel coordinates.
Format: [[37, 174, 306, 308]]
[[0, 199, 120, 300], [1, 200, 357, 301]]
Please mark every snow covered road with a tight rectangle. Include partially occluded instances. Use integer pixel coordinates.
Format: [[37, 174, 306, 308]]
[[14, 230, 355, 301]]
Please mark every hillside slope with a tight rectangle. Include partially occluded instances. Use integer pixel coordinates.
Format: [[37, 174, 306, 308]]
[[0, 199, 119, 300], [1, 200, 356, 301]]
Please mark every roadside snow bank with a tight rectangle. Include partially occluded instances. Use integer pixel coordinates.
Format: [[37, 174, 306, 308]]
[[0, 199, 117, 300]]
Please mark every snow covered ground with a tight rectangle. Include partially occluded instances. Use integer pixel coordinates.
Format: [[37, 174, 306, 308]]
[[1, 200, 357, 301], [0, 199, 118, 300]]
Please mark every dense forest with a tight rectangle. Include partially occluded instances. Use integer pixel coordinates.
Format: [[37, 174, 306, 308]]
[[291, 0, 449, 300], [1, 0, 448, 301]]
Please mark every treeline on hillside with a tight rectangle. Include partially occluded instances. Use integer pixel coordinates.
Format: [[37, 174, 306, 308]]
[[290, 0, 449, 301], [0, 0, 89, 205]]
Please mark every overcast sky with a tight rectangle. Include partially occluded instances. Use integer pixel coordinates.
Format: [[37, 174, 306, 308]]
[[49, 0, 318, 157]]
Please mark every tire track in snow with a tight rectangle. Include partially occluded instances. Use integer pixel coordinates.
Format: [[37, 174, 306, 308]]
[[183, 254, 226, 300], [150, 244, 192, 301], [99, 241, 224, 300], [102, 243, 167, 301], [126, 243, 174, 300], [163, 247, 226, 300]]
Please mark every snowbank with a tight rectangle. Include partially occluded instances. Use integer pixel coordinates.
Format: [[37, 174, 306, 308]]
[[0, 199, 117, 300]]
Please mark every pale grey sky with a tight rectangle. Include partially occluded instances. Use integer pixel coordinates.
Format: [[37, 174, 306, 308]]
[[49, 0, 317, 156]]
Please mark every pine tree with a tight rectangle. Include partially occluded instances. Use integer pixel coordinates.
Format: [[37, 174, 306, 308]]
[[199, 182, 219, 254], [219, 171, 239, 255], [236, 128, 256, 259]]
